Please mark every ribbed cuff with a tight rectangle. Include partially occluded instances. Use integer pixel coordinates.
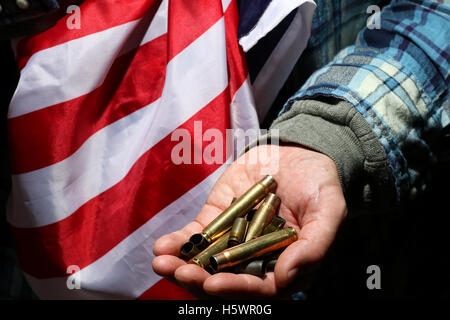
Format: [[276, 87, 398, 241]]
[[272, 112, 365, 193], [247, 98, 396, 212]]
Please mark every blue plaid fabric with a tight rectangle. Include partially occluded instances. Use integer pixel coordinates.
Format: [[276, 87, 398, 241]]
[[262, 0, 391, 126], [282, 0, 450, 201], [307, 0, 390, 67]]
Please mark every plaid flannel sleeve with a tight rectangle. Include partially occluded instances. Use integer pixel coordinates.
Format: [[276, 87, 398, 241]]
[[278, 0, 450, 204]]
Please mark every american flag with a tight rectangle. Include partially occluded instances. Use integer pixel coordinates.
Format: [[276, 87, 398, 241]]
[[6, 0, 315, 299]]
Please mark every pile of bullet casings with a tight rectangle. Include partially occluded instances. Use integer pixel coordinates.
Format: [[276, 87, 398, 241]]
[[180, 175, 298, 276]]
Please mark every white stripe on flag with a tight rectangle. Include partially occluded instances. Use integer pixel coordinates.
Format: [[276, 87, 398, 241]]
[[230, 77, 259, 133], [221, 0, 232, 11], [141, 0, 168, 44], [8, 16, 228, 228], [23, 163, 228, 299], [8, 0, 168, 119]]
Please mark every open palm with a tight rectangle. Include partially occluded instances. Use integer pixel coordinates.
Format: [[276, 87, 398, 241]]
[[152, 144, 347, 298]]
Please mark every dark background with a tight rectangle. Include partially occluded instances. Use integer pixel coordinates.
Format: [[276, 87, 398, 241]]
[[0, 40, 36, 299]]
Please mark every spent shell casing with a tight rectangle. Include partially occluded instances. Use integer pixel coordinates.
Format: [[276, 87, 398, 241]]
[[210, 227, 297, 272], [188, 196, 240, 251], [194, 175, 277, 249], [189, 231, 230, 268], [180, 241, 202, 260], [245, 193, 281, 242], [262, 215, 286, 235], [228, 217, 248, 247]]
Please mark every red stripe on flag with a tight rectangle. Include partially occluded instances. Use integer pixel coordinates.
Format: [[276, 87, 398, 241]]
[[168, 0, 223, 60], [138, 278, 196, 300], [9, 0, 236, 175], [11, 89, 231, 279], [224, 0, 248, 94], [9, 34, 167, 174], [15, 0, 161, 70], [11, 1, 251, 302]]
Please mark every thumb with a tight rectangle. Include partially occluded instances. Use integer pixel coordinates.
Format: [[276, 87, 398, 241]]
[[274, 189, 346, 289]]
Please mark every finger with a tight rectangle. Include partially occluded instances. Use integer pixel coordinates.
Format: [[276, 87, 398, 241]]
[[152, 255, 187, 278], [153, 257, 215, 299], [174, 263, 211, 292], [275, 185, 347, 288], [203, 272, 278, 299]]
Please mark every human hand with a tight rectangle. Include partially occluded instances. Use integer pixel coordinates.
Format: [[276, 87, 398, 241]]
[[152, 144, 347, 298]]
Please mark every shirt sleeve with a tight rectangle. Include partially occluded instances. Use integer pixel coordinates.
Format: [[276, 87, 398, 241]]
[[255, 0, 450, 211]]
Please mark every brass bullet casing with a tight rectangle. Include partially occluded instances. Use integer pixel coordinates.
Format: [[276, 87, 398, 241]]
[[181, 197, 237, 257], [189, 231, 230, 269], [210, 227, 297, 272], [262, 215, 286, 235], [192, 175, 277, 250], [180, 241, 202, 260], [228, 218, 248, 247], [245, 193, 281, 242]]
